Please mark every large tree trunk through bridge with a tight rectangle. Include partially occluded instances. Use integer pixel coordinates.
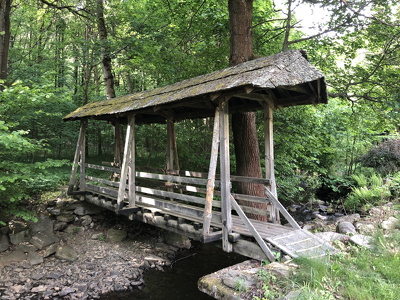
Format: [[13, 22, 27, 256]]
[[229, 0, 268, 221]]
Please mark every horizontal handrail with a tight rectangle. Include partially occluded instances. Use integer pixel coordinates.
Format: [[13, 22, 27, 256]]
[[86, 163, 270, 185]]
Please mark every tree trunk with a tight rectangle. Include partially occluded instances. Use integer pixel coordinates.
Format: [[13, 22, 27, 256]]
[[229, 0, 266, 220], [0, 0, 11, 90], [96, 0, 115, 99], [282, 0, 293, 52]]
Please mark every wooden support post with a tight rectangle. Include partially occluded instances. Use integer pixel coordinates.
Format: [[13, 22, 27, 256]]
[[79, 120, 87, 191], [219, 98, 232, 252], [263, 102, 279, 223], [203, 109, 220, 236], [166, 118, 180, 171], [166, 118, 174, 171], [117, 115, 135, 211], [114, 120, 124, 167], [68, 119, 87, 194], [128, 116, 136, 207]]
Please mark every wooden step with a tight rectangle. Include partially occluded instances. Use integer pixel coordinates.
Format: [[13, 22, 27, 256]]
[[266, 229, 336, 258]]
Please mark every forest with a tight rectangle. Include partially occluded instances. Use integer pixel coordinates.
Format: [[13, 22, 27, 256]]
[[0, 0, 399, 221]]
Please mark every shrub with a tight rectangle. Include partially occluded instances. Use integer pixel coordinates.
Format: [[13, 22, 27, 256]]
[[359, 139, 400, 175], [0, 159, 69, 223], [277, 174, 322, 204], [0, 120, 69, 222], [344, 173, 391, 211]]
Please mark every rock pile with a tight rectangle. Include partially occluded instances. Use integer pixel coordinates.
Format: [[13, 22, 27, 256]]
[[0, 198, 190, 299]]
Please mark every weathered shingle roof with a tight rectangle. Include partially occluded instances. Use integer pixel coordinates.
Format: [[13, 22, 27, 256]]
[[64, 50, 327, 124]]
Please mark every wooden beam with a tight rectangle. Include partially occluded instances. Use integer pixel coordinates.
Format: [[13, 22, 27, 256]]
[[136, 171, 209, 186], [113, 120, 124, 166], [86, 163, 120, 173], [234, 93, 264, 102], [128, 115, 136, 207], [263, 102, 279, 223], [219, 98, 232, 252], [231, 196, 276, 262], [203, 108, 220, 236], [79, 120, 87, 191], [68, 119, 86, 194], [117, 115, 135, 210]]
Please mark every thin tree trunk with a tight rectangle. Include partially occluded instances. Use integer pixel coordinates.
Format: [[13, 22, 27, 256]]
[[96, 0, 115, 99], [282, 0, 293, 52], [0, 0, 11, 90]]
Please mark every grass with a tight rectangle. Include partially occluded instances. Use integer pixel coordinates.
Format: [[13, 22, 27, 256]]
[[254, 216, 400, 300], [289, 222, 400, 300]]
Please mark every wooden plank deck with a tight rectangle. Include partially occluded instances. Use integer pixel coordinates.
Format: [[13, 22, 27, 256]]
[[83, 187, 335, 260]]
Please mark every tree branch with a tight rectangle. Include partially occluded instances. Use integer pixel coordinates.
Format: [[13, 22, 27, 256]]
[[38, 0, 90, 19], [341, 0, 400, 27]]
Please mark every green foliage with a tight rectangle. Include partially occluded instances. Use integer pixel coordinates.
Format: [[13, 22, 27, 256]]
[[254, 268, 282, 300], [359, 139, 400, 175], [277, 174, 322, 204], [388, 172, 400, 200], [292, 227, 400, 300], [344, 173, 391, 211], [0, 159, 69, 220]]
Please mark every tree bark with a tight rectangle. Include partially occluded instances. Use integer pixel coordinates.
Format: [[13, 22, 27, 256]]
[[96, 0, 115, 99], [0, 0, 11, 90], [229, 0, 266, 220]]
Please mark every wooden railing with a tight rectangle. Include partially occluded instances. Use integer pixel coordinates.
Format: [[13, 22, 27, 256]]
[[81, 163, 273, 223]]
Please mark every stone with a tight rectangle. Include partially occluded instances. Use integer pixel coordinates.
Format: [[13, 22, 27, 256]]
[[30, 232, 59, 250], [27, 251, 43, 266], [0, 250, 26, 267], [354, 221, 376, 234], [9, 230, 31, 245], [284, 290, 302, 299], [32, 273, 44, 280], [43, 243, 59, 257], [53, 222, 68, 231], [163, 231, 191, 249], [47, 207, 61, 216], [314, 231, 349, 244], [350, 234, 374, 249], [8, 220, 28, 234], [31, 285, 47, 293], [107, 229, 127, 243], [336, 221, 357, 235], [381, 217, 399, 230], [0, 233, 10, 252], [91, 233, 104, 240], [11, 284, 28, 294], [144, 254, 170, 266], [55, 245, 78, 262], [29, 215, 53, 234], [80, 215, 93, 227], [263, 262, 293, 278], [74, 203, 105, 216], [64, 224, 83, 234], [73, 283, 88, 293], [46, 199, 58, 206], [56, 214, 75, 223], [336, 213, 361, 224], [60, 287, 75, 297], [15, 243, 37, 253]]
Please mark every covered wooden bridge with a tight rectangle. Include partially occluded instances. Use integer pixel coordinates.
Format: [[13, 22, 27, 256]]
[[64, 50, 334, 261]]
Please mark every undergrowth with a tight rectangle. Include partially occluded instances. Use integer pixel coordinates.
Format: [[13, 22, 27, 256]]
[[290, 222, 400, 300]]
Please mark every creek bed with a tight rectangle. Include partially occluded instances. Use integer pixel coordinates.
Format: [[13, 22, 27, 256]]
[[101, 241, 247, 300]]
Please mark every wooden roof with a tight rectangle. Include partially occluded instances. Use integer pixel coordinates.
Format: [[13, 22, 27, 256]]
[[64, 50, 327, 124]]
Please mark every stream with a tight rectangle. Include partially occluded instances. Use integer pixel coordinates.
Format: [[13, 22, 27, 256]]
[[101, 242, 247, 300]]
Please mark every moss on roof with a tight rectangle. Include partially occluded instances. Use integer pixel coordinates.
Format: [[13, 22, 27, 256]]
[[64, 50, 327, 122]]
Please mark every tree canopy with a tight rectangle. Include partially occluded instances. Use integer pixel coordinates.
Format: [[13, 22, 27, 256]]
[[0, 0, 399, 216]]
